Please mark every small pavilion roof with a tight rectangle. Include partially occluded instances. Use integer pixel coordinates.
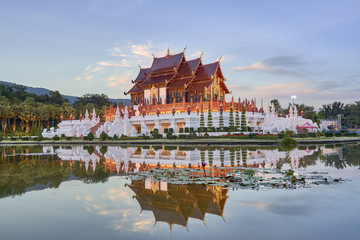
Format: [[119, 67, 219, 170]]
[[149, 52, 185, 75], [297, 122, 318, 128], [134, 68, 150, 83]]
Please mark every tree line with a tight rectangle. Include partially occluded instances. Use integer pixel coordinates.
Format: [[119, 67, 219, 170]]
[[0, 84, 123, 135]]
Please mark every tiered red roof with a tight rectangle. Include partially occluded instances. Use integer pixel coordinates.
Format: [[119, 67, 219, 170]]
[[133, 68, 150, 83], [127, 83, 142, 94], [125, 50, 229, 98], [148, 52, 184, 74], [167, 58, 201, 89]]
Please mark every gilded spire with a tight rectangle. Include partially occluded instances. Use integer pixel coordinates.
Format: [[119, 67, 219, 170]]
[[200, 51, 204, 59], [167, 46, 171, 56]]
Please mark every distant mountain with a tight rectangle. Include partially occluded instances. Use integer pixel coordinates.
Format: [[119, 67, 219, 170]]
[[0, 80, 131, 105]]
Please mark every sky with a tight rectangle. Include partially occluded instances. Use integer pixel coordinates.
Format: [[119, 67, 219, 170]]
[[0, 0, 359, 109]]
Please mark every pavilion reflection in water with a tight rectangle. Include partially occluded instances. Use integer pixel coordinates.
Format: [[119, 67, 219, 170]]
[[127, 178, 228, 230], [53, 145, 337, 175]]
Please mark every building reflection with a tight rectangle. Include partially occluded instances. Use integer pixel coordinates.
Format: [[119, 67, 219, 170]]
[[53, 145, 326, 175], [127, 178, 228, 230]]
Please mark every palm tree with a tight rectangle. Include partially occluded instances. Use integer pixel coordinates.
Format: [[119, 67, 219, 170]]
[[20, 97, 37, 133], [9, 104, 21, 132], [0, 96, 11, 134]]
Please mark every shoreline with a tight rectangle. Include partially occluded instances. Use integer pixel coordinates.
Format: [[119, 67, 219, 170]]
[[1, 138, 359, 146]]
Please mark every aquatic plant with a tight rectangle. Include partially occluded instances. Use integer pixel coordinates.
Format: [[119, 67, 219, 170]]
[[128, 166, 343, 190]]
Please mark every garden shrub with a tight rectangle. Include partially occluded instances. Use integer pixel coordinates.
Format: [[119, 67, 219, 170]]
[[278, 133, 285, 139], [187, 134, 195, 139], [207, 127, 215, 132], [308, 132, 316, 137], [100, 131, 108, 141], [53, 135, 60, 141], [179, 134, 187, 139], [324, 132, 334, 137], [87, 132, 94, 141], [153, 145, 162, 151]]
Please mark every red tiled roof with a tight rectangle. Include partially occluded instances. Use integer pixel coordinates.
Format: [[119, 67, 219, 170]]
[[134, 68, 150, 83], [167, 76, 194, 89], [186, 80, 213, 92], [127, 83, 142, 94], [149, 53, 184, 74], [141, 73, 176, 87], [195, 62, 218, 81], [177, 58, 201, 76]]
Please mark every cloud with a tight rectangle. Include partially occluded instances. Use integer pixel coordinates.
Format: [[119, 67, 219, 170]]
[[107, 46, 130, 57], [76, 76, 81, 81], [106, 73, 132, 88], [97, 60, 130, 67], [232, 56, 306, 77], [187, 50, 202, 59], [76, 41, 205, 97], [85, 75, 94, 81], [132, 219, 154, 232], [131, 44, 152, 58], [90, 67, 102, 73], [233, 61, 268, 71]]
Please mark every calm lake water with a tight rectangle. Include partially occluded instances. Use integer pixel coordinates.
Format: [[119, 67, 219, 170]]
[[1, 143, 360, 240]]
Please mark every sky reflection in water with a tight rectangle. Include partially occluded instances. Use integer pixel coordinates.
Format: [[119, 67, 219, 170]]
[[0, 144, 359, 240]]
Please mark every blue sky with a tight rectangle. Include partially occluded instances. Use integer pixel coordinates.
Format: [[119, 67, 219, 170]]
[[0, 0, 359, 108]]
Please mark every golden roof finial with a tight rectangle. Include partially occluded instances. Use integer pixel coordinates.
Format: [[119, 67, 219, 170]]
[[218, 56, 223, 62], [200, 51, 204, 58], [152, 53, 155, 58], [183, 46, 187, 53], [167, 46, 170, 56], [138, 64, 141, 69]]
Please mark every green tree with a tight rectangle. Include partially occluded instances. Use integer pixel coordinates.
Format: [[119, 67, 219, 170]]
[[62, 103, 76, 120], [9, 104, 21, 132], [229, 103, 234, 132], [0, 96, 11, 134], [320, 101, 344, 119], [219, 106, 224, 131], [199, 104, 205, 132], [241, 105, 247, 132], [270, 99, 284, 116], [235, 107, 240, 131], [207, 104, 213, 129], [74, 93, 111, 110], [20, 97, 37, 133]]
